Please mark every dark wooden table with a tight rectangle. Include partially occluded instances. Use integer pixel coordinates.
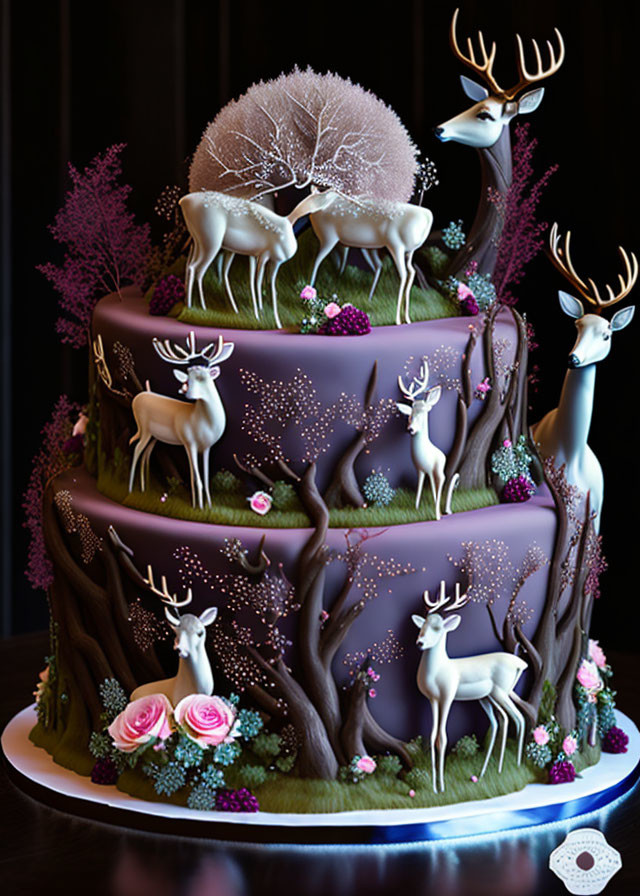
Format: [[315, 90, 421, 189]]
[[2, 632, 639, 896]]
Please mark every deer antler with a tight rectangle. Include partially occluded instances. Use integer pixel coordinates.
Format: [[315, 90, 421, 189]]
[[152, 331, 218, 365], [450, 7, 564, 100], [549, 222, 638, 312], [423, 580, 469, 614], [144, 564, 193, 610], [398, 358, 430, 401]]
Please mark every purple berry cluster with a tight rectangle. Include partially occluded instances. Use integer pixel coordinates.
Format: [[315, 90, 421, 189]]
[[602, 726, 629, 754], [503, 474, 535, 503], [320, 304, 371, 336], [215, 787, 260, 812], [90, 757, 119, 785], [149, 274, 185, 316], [548, 759, 577, 785], [460, 295, 479, 316]]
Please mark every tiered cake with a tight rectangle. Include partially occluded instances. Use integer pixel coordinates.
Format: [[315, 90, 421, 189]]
[[24, 13, 635, 826]]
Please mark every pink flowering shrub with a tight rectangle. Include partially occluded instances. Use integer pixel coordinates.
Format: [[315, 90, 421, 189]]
[[355, 755, 377, 774], [108, 694, 174, 753], [37, 144, 151, 348]]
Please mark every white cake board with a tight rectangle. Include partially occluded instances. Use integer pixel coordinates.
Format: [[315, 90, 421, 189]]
[[2, 705, 639, 844]]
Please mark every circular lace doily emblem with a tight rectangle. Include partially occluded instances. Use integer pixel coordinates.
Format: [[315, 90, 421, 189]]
[[549, 828, 622, 894]]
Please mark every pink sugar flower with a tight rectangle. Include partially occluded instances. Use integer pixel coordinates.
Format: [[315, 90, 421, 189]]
[[562, 735, 577, 757], [589, 639, 607, 670], [324, 301, 342, 319], [532, 725, 550, 746], [174, 694, 237, 748], [409, 789, 416, 798], [108, 694, 173, 753], [368, 688, 377, 699], [576, 659, 603, 692], [470, 775, 478, 783], [503, 438, 512, 448], [355, 755, 376, 774], [457, 283, 474, 301], [300, 285, 317, 301], [247, 491, 272, 515]]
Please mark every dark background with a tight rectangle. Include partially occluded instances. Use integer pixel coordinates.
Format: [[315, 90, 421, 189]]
[[1, 0, 639, 647]]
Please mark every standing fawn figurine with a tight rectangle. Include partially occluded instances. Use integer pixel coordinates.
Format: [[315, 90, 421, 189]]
[[288, 189, 433, 325], [128, 331, 234, 509], [180, 191, 298, 328], [435, 8, 564, 280], [533, 224, 637, 532], [397, 359, 457, 519], [130, 563, 218, 706], [412, 581, 527, 793]]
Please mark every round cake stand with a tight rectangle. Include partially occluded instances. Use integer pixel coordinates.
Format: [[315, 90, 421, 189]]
[[3, 705, 639, 845]]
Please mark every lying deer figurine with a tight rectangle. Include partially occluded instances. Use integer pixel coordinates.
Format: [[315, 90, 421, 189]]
[[130, 565, 218, 706], [413, 581, 527, 793]]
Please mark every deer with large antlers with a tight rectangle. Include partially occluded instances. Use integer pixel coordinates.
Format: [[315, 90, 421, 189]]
[[130, 565, 218, 705], [533, 224, 637, 531], [128, 330, 235, 509], [434, 8, 564, 280], [396, 359, 458, 519], [412, 581, 527, 793]]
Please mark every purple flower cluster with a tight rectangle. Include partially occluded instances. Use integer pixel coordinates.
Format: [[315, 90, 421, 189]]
[[602, 726, 629, 754], [150, 274, 185, 315], [460, 295, 479, 316], [548, 759, 577, 785], [91, 758, 119, 785], [215, 787, 260, 813], [503, 475, 536, 503], [320, 304, 371, 336]]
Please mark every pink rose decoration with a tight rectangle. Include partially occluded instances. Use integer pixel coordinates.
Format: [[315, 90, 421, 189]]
[[576, 659, 603, 692], [532, 725, 550, 746], [562, 735, 577, 756], [174, 694, 236, 747], [247, 491, 272, 515], [108, 694, 173, 753], [457, 283, 474, 301], [355, 755, 377, 774], [323, 301, 342, 319], [368, 688, 377, 699], [300, 285, 317, 301], [503, 439, 512, 448], [589, 639, 607, 670]]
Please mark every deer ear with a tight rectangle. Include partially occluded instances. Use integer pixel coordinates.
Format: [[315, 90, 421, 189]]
[[425, 385, 442, 410], [209, 366, 220, 380], [412, 614, 425, 629], [214, 342, 235, 364], [164, 607, 181, 627], [558, 290, 584, 320], [610, 305, 635, 331], [443, 614, 461, 632], [396, 402, 412, 416], [517, 87, 545, 115], [173, 369, 188, 383], [199, 606, 218, 626], [460, 75, 488, 101]]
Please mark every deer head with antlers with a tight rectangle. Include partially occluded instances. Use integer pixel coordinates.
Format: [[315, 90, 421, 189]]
[[130, 565, 219, 706], [533, 224, 637, 531], [412, 580, 527, 793]]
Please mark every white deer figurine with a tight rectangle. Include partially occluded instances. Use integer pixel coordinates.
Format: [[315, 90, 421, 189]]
[[128, 331, 234, 509], [179, 191, 298, 328], [533, 224, 637, 532], [434, 8, 564, 280], [288, 189, 433, 325], [397, 359, 458, 519], [412, 581, 527, 793], [130, 565, 218, 706]]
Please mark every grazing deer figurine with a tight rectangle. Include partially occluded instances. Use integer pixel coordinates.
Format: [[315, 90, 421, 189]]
[[130, 565, 218, 706], [128, 331, 234, 509], [435, 8, 564, 280], [288, 189, 433, 325], [397, 359, 457, 519], [533, 224, 637, 532], [179, 191, 298, 328], [412, 581, 527, 793]]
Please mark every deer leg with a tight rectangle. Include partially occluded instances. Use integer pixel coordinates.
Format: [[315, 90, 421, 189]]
[[185, 240, 196, 308], [494, 687, 526, 766], [310, 234, 339, 287], [196, 245, 219, 311], [363, 248, 383, 302], [429, 698, 440, 794], [269, 261, 283, 330], [183, 443, 198, 508], [478, 697, 498, 778], [404, 250, 417, 324], [129, 432, 152, 493], [428, 470, 444, 522], [222, 252, 239, 314], [387, 242, 407, 326], [248, 255, 259, 320], [140, 438, 156, 492], [415, 470, 425, 510], [256, 253, 269, 315], [437, 696, 453, 793], [489, 694, 509, 773], [338, 245, 349, 276], [444, 473, 460, 516], [202, 446, 212, 508]]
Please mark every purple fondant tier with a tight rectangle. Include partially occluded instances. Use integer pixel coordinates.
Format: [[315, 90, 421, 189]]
[[54, 466, 557, 744], [92, 292, 518, 492]]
